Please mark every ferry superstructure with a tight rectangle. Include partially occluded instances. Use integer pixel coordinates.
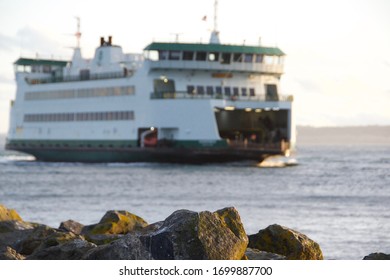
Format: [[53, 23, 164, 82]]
[[6, 17, 295, 163]]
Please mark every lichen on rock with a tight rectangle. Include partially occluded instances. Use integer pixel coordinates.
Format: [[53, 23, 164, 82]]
[[81, 210, 148, 236], [0, 204, 22, 222], [140, 207, 248, 260], [248, 224, 323, 260]]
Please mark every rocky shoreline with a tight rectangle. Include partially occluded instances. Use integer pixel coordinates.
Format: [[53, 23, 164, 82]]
[[0, 204, 388, 260]]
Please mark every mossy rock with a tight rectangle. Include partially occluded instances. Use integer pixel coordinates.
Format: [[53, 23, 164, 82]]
[[16, 225, 84, 255], [141, 207, 248, 260], [0, 205, 22, 222], [82, 210, 148, 236], [0, 246, 25, 260], [248, 224, 323, 260], [198, 207, 248, 260], [27, 239, 96, 260]]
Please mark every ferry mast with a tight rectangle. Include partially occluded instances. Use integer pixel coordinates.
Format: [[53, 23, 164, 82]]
[[210, 0, 220, 44]]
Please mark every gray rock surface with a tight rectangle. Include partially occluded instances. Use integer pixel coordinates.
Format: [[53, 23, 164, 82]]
[[363, 252, 390, 260]]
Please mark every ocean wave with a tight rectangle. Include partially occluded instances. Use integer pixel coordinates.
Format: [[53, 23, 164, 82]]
[[258, 157, 298, 168]]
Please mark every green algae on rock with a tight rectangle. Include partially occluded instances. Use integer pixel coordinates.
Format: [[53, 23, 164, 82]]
[[248, 224, 323, 260]]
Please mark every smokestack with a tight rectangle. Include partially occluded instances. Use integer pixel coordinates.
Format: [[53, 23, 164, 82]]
[[100, 37, 105, 46], [108, 36, 112, 45]]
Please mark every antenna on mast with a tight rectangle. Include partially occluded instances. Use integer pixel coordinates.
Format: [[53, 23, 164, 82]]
[[213, 0, 218, 33], [74, 16, 81, 48], [209, 0, 220, 44]]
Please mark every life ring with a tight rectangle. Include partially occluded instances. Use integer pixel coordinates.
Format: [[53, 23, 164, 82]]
[[143, 137, 158, 147]]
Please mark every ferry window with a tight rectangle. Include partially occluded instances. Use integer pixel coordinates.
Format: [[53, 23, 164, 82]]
[[187, 85, 195, 94], [216, 86, 222, 95], [32, 65, 40, 73], [249, 88, 255, 96], [158, 50, 169, 60], [114, 87, 121, 96], [244, 54, 253, 63], [206, 86, 214, 95], [221, 53, 231, 64], [233, 53, 242, 62], [113, 111, 119, 120], [196, 51, 207, 61], [233, 87, 239, 96], [42, 65, 51, 73], [80, 69, 90, 80], [208, 52, 219, 62], [255, 54, 263, 63], [241, 88, 247, 96], [169, 51, 181, 60], [264, 55, 275, 64], [197, 86, 204, 95], [183, 51, 194, 60], [224, 87, 231, 96], [147, 50, 159, 61]]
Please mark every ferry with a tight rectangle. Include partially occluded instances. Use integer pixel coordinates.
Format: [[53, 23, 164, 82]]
[[6, 7, 295, 163]]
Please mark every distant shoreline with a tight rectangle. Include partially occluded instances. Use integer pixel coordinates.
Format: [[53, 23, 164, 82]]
[[296, 125, 390, 146]]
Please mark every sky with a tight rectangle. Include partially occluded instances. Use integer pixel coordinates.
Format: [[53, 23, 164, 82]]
[[0, 0, 390, 133]]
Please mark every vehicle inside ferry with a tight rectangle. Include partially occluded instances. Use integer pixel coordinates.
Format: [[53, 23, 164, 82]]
[[214, 107, 289, 146]]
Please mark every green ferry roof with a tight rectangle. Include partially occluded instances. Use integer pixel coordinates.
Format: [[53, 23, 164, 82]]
[[14, 58, 68, 67], [144, 42, 285, 56]]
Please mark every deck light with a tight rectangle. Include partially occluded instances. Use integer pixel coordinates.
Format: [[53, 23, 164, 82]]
[[224, 106, 235, 111], [255, 109, 262, 113], [245, 108, 252, 112]]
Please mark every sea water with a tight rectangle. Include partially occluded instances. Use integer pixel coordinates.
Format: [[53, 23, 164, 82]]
[[0, 128, 389, 260]]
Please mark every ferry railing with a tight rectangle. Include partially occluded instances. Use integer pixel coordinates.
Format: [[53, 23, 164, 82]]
[[26, 70, 133, 85], [150, 91, 293, 102], [147, 60, 284, 75]]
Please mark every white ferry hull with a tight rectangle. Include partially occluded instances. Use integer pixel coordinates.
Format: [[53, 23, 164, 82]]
[[7, 35, 295, 164]]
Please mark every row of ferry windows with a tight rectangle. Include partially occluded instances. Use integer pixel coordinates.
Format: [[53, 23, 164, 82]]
[[187, 85, 256, 96], [25, 86, 135, 101], [24, 111, 135, 123], [158, 51, 281, 64]]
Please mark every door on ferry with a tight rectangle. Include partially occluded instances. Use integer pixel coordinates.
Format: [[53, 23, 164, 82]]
[[265, 84, 279, 101], [138, 128, 158, 147]]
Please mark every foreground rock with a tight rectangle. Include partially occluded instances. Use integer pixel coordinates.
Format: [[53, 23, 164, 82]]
[[140, 207, 248, 260], [85, 207, 248, 260], [0, 246, 25, 260], [83, 234, 151, 260], [59, 220, 84, 235], [245, 248, 286, 260], [363, 252, 390, 260], [0, 204, 22, 222], [27, 239, 96, 260], [15, 225, 85, 256], [81, 210, 148, 236], [248, 224, 323, 260], [1, 204, 326, 260]]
